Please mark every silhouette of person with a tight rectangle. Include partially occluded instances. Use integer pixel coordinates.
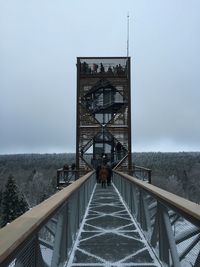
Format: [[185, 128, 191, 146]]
[[96, 165, 101, 183], [100, 63, 105, 73], [93, 63, 98, 73], [99, 165, 108, 188], [106, 164, 113, 186]]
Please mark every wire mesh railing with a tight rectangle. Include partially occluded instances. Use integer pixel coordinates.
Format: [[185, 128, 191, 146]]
[[56, 168, 90, 188], [113, 171, 200, 267], [125, 165, 152, 183], [1, 170, 199, 267], [0, 171, 95, 267]]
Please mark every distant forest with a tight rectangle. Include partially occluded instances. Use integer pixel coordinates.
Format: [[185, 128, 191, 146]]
[[0, 153, 75, 207], [0, 152, 200, 207], [133, 152, 200, 204]]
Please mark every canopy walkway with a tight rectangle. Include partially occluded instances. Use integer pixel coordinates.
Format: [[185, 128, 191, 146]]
[[1, 56, 200, 266], [0, 171, 200, 267], [67, 183, 161, 267]]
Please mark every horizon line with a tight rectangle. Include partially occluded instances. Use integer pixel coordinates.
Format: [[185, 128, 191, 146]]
[[1, 151, 200, 156]]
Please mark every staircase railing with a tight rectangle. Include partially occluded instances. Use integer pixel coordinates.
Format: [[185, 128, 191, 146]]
[[113, 171, 200, 267], [0, 171, 95, 267]]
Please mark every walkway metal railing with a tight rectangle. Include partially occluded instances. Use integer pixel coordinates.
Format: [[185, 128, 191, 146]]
[[0, 171, 95, 267], [125, 165, 152, 183], [56, 168, 89, 187], [113, 171, 200, 267]]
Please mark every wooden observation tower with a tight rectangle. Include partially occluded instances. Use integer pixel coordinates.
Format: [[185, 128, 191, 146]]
[[76, 57, 132, 172]]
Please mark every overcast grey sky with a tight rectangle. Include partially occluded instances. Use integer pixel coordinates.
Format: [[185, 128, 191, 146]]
[[0, 0, 200, 154]]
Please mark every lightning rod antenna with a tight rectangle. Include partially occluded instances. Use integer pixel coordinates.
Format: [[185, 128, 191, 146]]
[[127, 12, 130, 57]]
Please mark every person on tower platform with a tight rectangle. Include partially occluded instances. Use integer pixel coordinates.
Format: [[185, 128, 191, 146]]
[[92, 63, 98, 73], [100, 63, 105, 73]]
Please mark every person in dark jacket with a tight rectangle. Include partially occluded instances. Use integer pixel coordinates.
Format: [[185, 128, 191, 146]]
[[99, 165, 108, 188], [96, 165, 101, 183], [106, 164, 113, 186]]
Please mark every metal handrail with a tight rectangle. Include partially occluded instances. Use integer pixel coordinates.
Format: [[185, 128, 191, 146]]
[[128, 165, 152, 183], [113, 171, 200, 267], [115, 171, 200, 224], [1, 170, 200, 266], [134, 165, 151, 172], [56, 168, 87, 187], [0, 171, 95, 267]]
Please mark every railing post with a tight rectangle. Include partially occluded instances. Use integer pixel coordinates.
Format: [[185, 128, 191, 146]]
[[136, 190, 150, 232], [148, 170, 152, 184], [57, 170, 60, 187], [51, 205, 68, 267], [131, 165, 135, 176], [158, 203, 170, 265], [152, 202, 181, 267], [162, 204, 181, 267], [131, 185, 138, 215]]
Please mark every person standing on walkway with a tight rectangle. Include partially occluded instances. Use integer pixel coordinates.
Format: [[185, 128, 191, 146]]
[[106, 164, 113, 186], [96, 165, 101, 183], [99, 165, 108, 188]]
